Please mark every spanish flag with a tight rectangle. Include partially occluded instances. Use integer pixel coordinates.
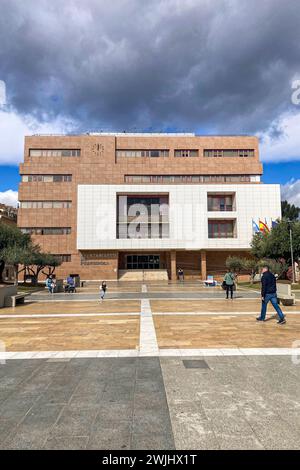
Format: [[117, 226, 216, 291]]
[[259, 220, 270, 234]]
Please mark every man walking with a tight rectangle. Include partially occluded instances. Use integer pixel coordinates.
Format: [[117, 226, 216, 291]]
[[256, 265, 286, 324]]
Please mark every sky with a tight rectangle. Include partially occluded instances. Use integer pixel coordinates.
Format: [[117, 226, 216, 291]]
[[0, 0, 300, 207]]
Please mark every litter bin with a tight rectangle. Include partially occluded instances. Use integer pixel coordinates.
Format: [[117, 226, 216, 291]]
[[55, 279, 64, 293], [70, 274, 80, 288]]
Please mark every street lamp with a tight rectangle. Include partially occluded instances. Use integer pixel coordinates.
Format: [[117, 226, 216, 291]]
[[287, 220, 295, 284]]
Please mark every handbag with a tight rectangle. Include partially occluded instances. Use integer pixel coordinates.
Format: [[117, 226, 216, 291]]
[[222, 280, 227, 290]]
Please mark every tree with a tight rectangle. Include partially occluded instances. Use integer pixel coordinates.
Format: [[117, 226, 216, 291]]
[[24, 252, 61, 285], [281, 200, 300, 221], [0, 223, 31, 282], [242, 258, 260, 284], [0, 245, 27, 285], [225, 256, 244, 277], [251, 219, 300, 265]]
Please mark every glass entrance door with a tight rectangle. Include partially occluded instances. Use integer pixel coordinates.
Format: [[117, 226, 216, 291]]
[[126, 254, 160, 270]]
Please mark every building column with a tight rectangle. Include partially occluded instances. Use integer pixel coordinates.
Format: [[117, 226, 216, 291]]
[[170, 251, 177, 280], [201, 250, 207, 280]]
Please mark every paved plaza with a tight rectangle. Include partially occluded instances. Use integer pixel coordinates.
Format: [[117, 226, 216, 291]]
[[0, 281, 300, 449]]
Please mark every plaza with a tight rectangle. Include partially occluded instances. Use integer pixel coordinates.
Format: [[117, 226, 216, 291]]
[[0, 282, 300, 450]]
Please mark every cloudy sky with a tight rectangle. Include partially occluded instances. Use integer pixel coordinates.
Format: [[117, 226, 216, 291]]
[[0, 0, 300, 206]]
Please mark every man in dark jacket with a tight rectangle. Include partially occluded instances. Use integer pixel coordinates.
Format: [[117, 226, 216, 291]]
[[256, 266, 286, 324]]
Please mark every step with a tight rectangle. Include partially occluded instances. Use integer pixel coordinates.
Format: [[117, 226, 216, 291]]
[[118, 270, 169, 281]]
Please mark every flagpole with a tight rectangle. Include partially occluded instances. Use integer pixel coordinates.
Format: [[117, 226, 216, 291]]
[[288, 220, 295, 284]]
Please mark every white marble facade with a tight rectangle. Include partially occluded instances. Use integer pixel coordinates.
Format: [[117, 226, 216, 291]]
[[77, 184, 281, 250]]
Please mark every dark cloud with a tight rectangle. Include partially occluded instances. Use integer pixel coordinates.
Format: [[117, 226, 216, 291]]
[[0, 0, 300, 134]]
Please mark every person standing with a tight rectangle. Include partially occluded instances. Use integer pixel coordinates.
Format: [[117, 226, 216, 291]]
[[50, 277, 56, 294], [223, 269, 235, 299], [100, 281, 107, 300], [46, 276, 52, 294], [256, 265, 286, 324], [178, 268, 184, 282]]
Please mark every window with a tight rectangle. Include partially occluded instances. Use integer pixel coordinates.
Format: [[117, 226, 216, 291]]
[[29, 149, 80, 157], [126, 254, 160, 270], [116, 149, 169, 158], [22, 174, 72, 182], [53, 254, 72, 262], [174, 150, 198, 157], [208, 220, 235, 238], [117, 195, 169, 239], [124, 175, 252, 183], [20, 227, 71, 235], [207, 195, 234, 211], [204, 149, 254, 158]]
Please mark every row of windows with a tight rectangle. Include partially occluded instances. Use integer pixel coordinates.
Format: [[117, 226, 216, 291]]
[[116, 150, 169, 158], [117, 221, 235, 239], [117, 149, 254, 158], [21, 175, 72, 182], [21, 227, 71, 235], [124, 175, 253, 183], [29, 149, 80, 157], [204, 149, 254, 158], [20, 201, 72, 209], [53, 254, 72, 262], [27, 148, 255, 159]]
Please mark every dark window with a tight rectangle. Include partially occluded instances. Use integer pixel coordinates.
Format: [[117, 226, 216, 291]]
[[174, 150, 198, 157], [208, 220, 235, 238], [207, 195, 234, 211]]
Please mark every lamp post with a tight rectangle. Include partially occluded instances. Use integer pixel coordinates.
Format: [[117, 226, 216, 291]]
[[288, 220, 295, 284]]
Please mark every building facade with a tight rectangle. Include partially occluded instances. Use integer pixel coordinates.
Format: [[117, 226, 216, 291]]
[[18, 133, 281, 280]]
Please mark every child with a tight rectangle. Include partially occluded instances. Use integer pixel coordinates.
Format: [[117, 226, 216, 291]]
[[100, 281, 107, 300]]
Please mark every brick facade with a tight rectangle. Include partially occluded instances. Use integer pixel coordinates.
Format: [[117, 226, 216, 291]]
[[18, 133, 263, 281]]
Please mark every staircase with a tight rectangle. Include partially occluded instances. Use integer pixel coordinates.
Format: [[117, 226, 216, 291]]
[[118, 269, 169, 281]]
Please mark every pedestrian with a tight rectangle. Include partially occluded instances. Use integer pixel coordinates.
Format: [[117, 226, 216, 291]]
[[100, 281, 107, 300], [65, 275, 75, 293], [178, 268, 184, 282], [45, 276, 52, 294], [256, 265, 286, 324], [50, 277, 56, 294], [223, 269, 235, 299]]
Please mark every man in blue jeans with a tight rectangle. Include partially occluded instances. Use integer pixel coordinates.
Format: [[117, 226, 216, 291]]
[[256, 265, 286, 324]]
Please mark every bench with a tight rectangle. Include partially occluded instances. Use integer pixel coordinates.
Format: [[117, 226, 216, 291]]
[[277, 283, 296, 306], [203, 275, 218, 287], [4, 293, 30, 308]]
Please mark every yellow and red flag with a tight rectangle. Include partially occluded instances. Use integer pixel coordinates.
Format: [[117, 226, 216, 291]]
[[259, 220, 270, 234]]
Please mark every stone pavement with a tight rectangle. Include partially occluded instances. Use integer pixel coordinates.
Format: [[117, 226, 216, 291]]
[[0, 282, 300, 449], [0, 355, 300, 449]]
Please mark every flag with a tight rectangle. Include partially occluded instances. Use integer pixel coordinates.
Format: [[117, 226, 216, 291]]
[[259, 220, 270, 234], [252, 219, 260, 233]]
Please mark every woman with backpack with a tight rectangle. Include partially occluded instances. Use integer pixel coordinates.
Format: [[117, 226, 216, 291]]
[[223, 270, 235, 299]]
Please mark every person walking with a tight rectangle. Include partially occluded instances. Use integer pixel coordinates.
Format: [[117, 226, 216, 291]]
[[223, 269, 235, 299], [100, 281, 107, 301], [256, 265, 286, 324]]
